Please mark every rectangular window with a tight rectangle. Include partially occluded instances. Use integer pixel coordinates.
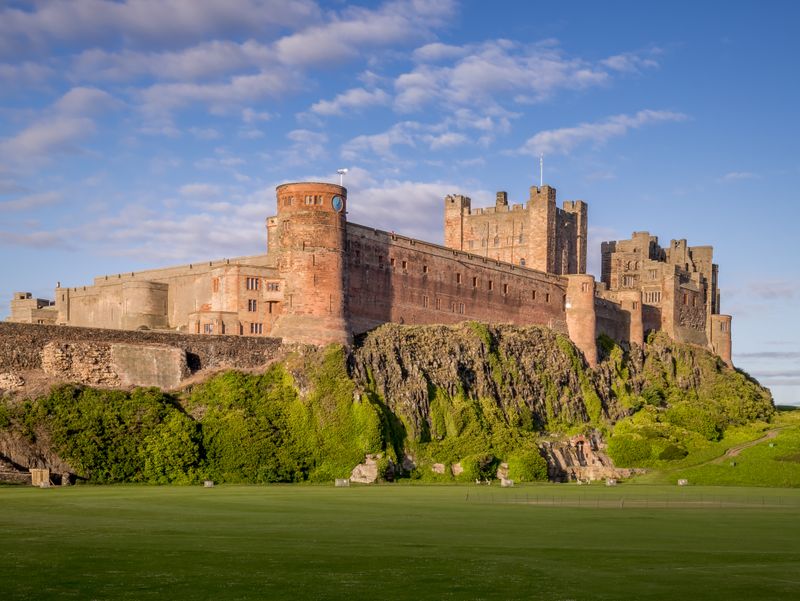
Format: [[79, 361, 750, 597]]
[[250, 323, 263, 334], [633, 301, 639, 310], [459, 302, 465, 314], [423, 264, 428, 274], [692, 296, 697, 307], [435, 297, 441, 310], [390, 257, 396, 268], [488, 280, 494, 291], [203, 324, 213, 334], [212, 278, 219, 293], [683, 293, 688, 305], [532, 290, 537, 301], [502, 283, 509, 295], [245, 277, 260, 290], [422, 295, 429, 308], [581, 282, 590, 293], [402, 260, 408, 270], [545, 293, 550, 303], [248, 299, 257, 312], [456, 273, 462, 284], [472, 276, 478, 288], [266, 282, 280, 291]]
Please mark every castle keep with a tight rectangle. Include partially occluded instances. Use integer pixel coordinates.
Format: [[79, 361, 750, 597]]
[[9, 181, 733, 367]]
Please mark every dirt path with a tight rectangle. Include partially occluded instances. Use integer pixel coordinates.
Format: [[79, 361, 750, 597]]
[[709, 428, 783, 465]]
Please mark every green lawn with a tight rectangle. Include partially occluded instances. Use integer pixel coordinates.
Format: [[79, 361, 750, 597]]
[[2, 485, 799, 600]]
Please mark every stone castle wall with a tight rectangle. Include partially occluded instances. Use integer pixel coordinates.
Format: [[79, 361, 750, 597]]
[[0, 322, 282, 374]]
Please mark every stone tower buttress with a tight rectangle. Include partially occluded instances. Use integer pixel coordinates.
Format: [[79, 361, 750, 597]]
[[444, 194, 470, 250], [528, 185, 557, 273], [270, 182, 350, 346]]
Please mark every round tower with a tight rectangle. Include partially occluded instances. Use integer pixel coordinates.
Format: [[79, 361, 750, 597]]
[[270, 182, 350, 346]]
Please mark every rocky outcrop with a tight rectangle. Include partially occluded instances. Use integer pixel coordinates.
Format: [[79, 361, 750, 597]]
[[350, 454, 380, 484], [42, 342, 119, 386], [0, 373, 24, 391], [540, 433, 643, 482], [351, 322, 603, 438]]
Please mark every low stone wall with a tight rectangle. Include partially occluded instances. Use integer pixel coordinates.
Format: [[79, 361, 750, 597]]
[[0, 322, 283, 373]]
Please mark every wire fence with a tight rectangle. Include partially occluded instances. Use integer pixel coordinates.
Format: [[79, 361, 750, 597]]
[[464, 491, 800, 509]]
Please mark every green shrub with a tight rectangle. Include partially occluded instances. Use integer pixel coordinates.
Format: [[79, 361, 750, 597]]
[[607, 434, 652, 467], [658, 444, 689, 461], [456, 454, 495, 482], [506, 449, 548, 482]]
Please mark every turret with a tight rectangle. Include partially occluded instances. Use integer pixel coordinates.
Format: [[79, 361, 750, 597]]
[[270, 182, 350, 346], [444, 194, 470, 250], [565, 274, 598, 367], [528, 185, 557, 273]]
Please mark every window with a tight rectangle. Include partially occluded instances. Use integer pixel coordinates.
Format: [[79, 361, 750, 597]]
[[532, 290, 537, 301], [245, 277, 260, 290], [692, 296, 697, 308], [493, 236, 499, 247], [212, 278, 219, 293], [545, 293, 550, 303], [423, 264, 429, 274], [250, 323, 263, 334], [581, 282, 590, 293], [435, 297, 441, 310], [248, 299, 257, 312], [520, 258, 526, 266], [422, 295, 429, 308], [472, 276, 478, 288], [649, 269, 658, 279], [623, 275, 635, 287], [402, 260, 407, 270], [284, 196, 293, 206], [459, 302, 465, 314], [644, 291, 662, 303], [502, 283, 509, 295], [304, 195, 313, 205], [456, 272, 462, 284], [203, 324, 213, 334], [266, 282, 280, 291], [488, 280, 494, 291], [378, 255, 384, 267], [633, 301, 639, 310], [390, 257, 396, 268], [683, 293, 688, 305]]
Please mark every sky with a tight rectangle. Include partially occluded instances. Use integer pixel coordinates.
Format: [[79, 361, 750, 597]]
[[0, 0, 798, 404]]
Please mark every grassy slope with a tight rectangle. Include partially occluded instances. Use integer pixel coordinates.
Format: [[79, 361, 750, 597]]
[[632, 408, 800, 487], [1, 486, 799, 601]]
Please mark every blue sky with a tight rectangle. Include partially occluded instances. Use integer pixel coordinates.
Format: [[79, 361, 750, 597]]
[[1, 0, 798, 404]]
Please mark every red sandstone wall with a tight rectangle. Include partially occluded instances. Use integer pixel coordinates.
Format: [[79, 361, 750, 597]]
[[345, 224, 568, 336]]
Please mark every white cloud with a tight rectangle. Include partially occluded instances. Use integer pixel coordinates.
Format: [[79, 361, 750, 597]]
[[721, 171, 759, 181], [0, 61, 54, 89], [0, 116, 95, 163], [601, 52, 659, 73], [395, 40, 611, 113], [0, 191, 62, 212], [310, 88, 391, 116], [188, 127, 221, 140], [0, 0, 321, 58], [274, 0, 456, 67], [423, 132, 468, 150], [53, 87, 120, 115], [341, 122, 419, 161], [179, 183, 223, 198], [412, 42, 468, 62], [286, 129, 329, 165], [520, 109, 688, 156]]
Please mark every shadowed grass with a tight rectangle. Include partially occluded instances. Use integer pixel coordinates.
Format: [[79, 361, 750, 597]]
[[1, 485, 799, 600]]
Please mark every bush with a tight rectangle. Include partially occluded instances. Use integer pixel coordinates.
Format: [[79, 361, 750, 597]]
[[456, 454, 496, 482], [658, 444, 689, 461], [506, 449, 549, 482], [607, 434, 652, 467]]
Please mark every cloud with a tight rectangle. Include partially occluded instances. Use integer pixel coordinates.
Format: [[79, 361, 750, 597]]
[[520, 109, 688, 156], [310, 88, 391, 116], [53, 87, 120, 115], [188, 127, 220, 140], [720, 171, 759, 181], [274, 0, 456, 67], [0, 117, 95, 163], [0, 229, 72, 249], [341, 122, 419, 161], [285, 129, 329, 165], [0, 0, 321, 58], [179, 183, 223, 198], [412, 42, 468, 62], [0, 61, 54, 89], [423, 132, 468, 150], [735, 351, 800, 360], [0, 191, 62, 212], [729, 279, 796, 301], [394, 40, 613, 113], [71, 40, 275, 82], [601, 52, 659, 73]]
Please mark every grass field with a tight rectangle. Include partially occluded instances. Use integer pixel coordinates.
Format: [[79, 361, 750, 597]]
[[2, 485, 799, 600]]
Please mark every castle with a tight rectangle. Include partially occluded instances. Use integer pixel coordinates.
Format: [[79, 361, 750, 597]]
[[8, 180, 732, 367]]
